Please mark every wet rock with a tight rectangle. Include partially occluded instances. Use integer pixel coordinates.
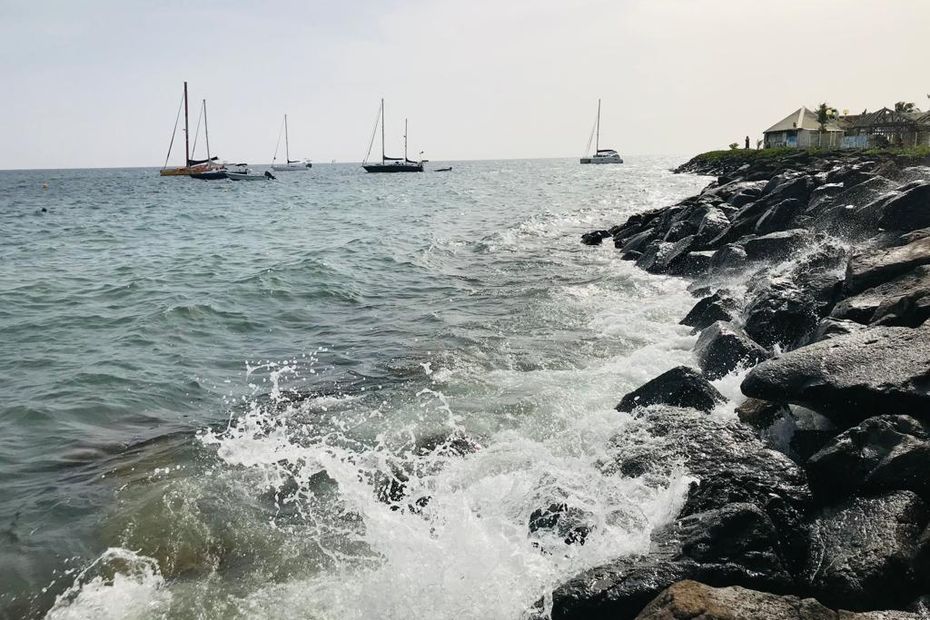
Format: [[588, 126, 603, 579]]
[[634, 580, 921, 620], [653, 235, 696, 273], [742, 229, 815, 262], [766, 174, 817, 204], [663, 221, 696, 243], [581, 230, 611, 246], [736, 398, 788, 431], [695, 321, 769, 380], [609, 407, 812, 570], [787, 407, 838, 464], [708, 243, 748, 272], [635, 241, 674, 272], [680, 291, 738, 331], [617, 228, 658, 252], [806, 415, 930, 503], [668, 250, 714, 277], [877, 182, 930, 232], [616, 366, 724, 413], [810, 317, 866, 343], [741, 326, 930, 425], [743, 280, 820, 349], [755, 198, 805, 234], [551, 504, 794, 620], [694, 207, 730, 245], [832, 266, 930, 327], [845, 236, 930, 296], [804, 491, 930, 611], [621, 250, 642, 261], [528, 502, 590, 546]]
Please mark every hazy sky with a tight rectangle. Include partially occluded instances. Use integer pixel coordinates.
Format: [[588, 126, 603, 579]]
[[2, 0, 929, 169]]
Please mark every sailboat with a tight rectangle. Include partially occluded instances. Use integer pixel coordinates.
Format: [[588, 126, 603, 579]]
[[271, 114, 312, 171], [580, 98, 623, 164], [160, 82, 223, 176], [362, 99, 424, 173], [190, 99, 228, 180]]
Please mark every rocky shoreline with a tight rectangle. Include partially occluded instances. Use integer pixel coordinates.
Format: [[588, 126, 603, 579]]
[[557, 150, 930, 619]]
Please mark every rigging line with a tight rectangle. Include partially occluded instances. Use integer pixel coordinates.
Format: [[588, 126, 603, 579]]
[[190, 102, 204, 159], [162, 92, 185, 169], [362, 102, 381, 164], [272, 116, 285, 163], [584, 114, 597, 156]]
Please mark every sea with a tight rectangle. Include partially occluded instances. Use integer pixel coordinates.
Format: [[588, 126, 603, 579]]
[[0, 158, 718, 619]]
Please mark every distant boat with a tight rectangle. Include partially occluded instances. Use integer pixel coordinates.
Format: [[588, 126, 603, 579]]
[[580, 99, 623, 165], [362, 98, 424, 173], [434, 167, 452, 172], [271, 114, 312, 171], [160, 82, 224, 177], [227, 164, 275, 181]]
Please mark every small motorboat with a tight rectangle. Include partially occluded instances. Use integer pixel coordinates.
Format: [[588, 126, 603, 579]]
[[434, 167, 452, 172], [226, 165, 275, 181], [191, 169, 228, 180]]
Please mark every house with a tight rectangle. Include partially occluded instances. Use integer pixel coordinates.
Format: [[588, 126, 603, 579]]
[[763, 107, 843, 149], [841, 107, 930, 149]]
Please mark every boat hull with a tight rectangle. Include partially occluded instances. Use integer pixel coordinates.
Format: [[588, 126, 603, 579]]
[[271, 163, 312, 171], [580, 156, 623, 164], [191, 170, 229, 180], [227, 172, 272, 181], [363, 163, 423, 173]]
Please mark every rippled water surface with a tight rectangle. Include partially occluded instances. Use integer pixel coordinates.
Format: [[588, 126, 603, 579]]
[[0, 159, 712, 619]]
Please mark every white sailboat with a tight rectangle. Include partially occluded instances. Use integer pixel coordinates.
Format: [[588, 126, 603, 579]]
[[271, 114, 312, 171], [362, 99, 424, 173], [580, 99, 623, 164]]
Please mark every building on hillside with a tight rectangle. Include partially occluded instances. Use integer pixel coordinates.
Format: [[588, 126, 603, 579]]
[[762, 107, 843, 149], [840, 107, 930, 149]]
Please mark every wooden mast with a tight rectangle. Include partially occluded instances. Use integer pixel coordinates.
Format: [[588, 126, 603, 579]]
[[284, 114, 290, 163], [203, 99, 211, 160], [184, 81, 190, 167]]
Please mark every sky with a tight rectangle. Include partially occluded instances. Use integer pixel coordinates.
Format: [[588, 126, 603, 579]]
[[1, 0, 929, 169]]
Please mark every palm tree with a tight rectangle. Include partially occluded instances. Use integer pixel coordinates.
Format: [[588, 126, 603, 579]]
[[894, 101, 918, 113], [815, 103, 837, 147]]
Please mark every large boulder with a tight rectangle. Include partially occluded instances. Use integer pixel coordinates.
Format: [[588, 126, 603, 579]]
[[742, 229, 815, 263], [804, 491, 930, 611], [551, 504, 794, 620], [743, 281, 820, 349], [694, 207, 731, 245], [608, 407, 812, 569], [680, 291, 739, 331], [616, 366, 724, 413], [845, 236, 930, 296], [832, 265, 930, 327], [634, 580, 921, 620], [876, 182, 930, 232], [806, 415, 930, 503], [755, 198, 805, 234], [581, 230, 611, 246], [709, 243, 749, 272], [618, 228, 658, 252], [741, 326, 930, 425], [695, 321, 769, 380]]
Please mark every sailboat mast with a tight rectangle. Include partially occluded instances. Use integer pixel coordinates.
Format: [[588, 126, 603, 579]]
[[596, 98, 601, 153], [203, 100, 211, 160], [184, 81, 190, 166], [381, 98, 386, 164], [404, 118, 408, 161], [284, 114, 290, 162]]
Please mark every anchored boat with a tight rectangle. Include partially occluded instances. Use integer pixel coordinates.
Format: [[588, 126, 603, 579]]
[[362, 99, 424, 173], [580, 98, 623, 165], [271, 114, 312, 171], [160, 82, 224, 177]]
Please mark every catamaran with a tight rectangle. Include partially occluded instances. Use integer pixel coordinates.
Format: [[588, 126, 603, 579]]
[[362, 98, 423, 173], [580, 98, 623, 164], [160, 82, 224, 177], [271, 114, 312, 171]]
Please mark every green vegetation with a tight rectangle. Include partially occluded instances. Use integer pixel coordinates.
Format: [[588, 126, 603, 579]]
[[689, 145, 930, 166]]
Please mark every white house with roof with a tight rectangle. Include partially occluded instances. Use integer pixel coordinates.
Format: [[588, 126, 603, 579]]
[[763, 107, 843, 149]]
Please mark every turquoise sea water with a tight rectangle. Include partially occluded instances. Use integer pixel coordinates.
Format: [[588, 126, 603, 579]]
[[0, 159, 711, 619]]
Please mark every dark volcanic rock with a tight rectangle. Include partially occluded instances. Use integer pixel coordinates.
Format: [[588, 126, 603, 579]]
[[634, 580, 921, 620], [736, 398, 788, 431], [804, 491, 930, 611], [581, 230, 611, 246], [617, 228, 658, 252], [832, 265, 930, 327], [695, 321, 769, 380], [741, 326, 930, 425], [680, 291, 738, 330], [743, 281, 820, 349], [806, 415, 930, 503], [528, 502, 590, 546], [810, 317, 866, 343], [694, 207, 730, 245], [615, 366, 724, 413], [742, 229, 815, 262], [663, 221, 696, 243], [755, 198, 805, 235], [551, 503, 794, 620], [845, 236, 930, 296], [877, 182, 930, 232], [709, 243, 748, 272]]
